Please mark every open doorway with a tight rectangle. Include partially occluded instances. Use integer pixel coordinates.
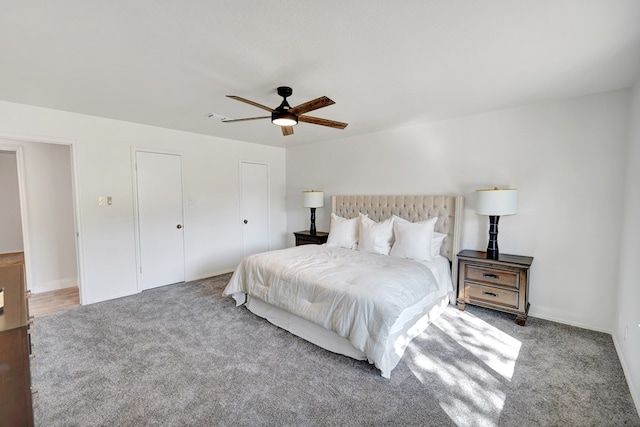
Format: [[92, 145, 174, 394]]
[[0, 150, 24, 256], [0, 139, 80, 315]]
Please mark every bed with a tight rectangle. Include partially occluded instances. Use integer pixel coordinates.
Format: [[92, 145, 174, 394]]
[[224, 195, 464, 378]]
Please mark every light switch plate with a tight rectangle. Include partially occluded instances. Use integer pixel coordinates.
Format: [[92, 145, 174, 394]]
[[98, 196, 112, 206]]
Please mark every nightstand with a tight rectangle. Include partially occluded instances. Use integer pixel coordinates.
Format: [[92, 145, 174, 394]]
[[456, 249, 534, 325], [294, 230, 329, 246]]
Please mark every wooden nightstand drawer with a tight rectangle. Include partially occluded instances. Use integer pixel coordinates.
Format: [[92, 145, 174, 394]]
[[466, 283, 519, 310], [465, 264, 519, 289]]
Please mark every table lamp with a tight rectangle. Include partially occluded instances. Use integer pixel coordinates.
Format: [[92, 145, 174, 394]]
[[302, 190, 324, 235], [476, 188, 518, 259]]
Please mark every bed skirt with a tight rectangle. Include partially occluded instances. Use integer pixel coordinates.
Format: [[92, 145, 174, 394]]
[[245, 292, 450, 378]]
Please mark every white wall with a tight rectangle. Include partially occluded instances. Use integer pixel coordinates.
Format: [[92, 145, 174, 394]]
[[287, 90, 629, 333], [0, 100, 287, 304], [0, 151, 23, 253], [18, 141, 78, 292], [615, 78, 640, 411]]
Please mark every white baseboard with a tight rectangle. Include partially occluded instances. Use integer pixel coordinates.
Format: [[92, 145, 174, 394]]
[[612, 334, 640, 418], [186, 270, 234, 282], [0, 249, 24, 255], [31, 277, 77, 293], [528, 307, 611, 334]]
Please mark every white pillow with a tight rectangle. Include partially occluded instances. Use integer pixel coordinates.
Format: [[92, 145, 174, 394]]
[[326, 213, 359, 249], [390, 216, 438, 261], [357, 214, 394, 255], [432, 232, 447, 258]]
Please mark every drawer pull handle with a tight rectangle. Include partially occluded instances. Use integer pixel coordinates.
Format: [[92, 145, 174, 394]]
[[482, 291, 498, 298], [483, 273, 499, 279]]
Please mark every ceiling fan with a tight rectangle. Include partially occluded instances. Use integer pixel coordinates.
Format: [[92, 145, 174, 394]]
[[223, 86, 348, 136]]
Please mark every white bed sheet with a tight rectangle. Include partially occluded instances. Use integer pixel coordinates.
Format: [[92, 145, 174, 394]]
[[224, 245, 453, 377]]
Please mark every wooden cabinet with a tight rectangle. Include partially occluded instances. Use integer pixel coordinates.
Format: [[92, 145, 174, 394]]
[[456, 249, 533, 326], [294, 230, 329, 246], [0, 264, 34, 426]]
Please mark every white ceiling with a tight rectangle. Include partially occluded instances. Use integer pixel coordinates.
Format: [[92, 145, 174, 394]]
[[1, 1, 639, 148]]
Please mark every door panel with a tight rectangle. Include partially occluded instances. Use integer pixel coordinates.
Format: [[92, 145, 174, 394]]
[[240, 162, 269, 256], [135, 151, 185, 290]]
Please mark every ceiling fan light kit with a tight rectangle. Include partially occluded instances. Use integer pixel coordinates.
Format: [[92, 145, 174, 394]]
[[224, 86, 348, 136], [271, 111, 298, 127]]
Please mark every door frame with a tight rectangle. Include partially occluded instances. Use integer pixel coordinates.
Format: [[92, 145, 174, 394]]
[[0, 134, 83, 302], [239, 160, 271, 257], [131, 148, 186, 292]]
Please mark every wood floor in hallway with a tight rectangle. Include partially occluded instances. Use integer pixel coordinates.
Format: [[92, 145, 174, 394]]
[[0, 252, 80, 317]]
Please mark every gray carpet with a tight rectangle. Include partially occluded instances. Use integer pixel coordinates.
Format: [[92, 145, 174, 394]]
[[32, 274, 639, 426]]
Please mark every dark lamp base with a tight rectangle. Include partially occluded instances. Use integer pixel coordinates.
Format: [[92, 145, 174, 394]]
[[309, 207, 317, 235], [486, 215, 500, 259]]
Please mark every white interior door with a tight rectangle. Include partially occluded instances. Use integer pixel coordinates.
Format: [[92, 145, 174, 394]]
[[240, 162, 269, 256], [135, 151, 185, 290]]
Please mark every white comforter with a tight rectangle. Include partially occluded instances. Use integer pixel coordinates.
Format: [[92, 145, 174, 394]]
[[223, 244, 446, 372]]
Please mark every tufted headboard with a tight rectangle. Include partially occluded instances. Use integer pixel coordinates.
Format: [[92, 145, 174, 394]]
[[331, 195, 464, 287]]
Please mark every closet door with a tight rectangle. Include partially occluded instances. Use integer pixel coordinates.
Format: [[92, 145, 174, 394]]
[[240, 161, 270, 257], [135, 151, 185, 290]]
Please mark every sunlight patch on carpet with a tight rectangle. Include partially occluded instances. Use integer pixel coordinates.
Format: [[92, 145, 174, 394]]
[[434, 308, 522, 381], [405, 332, 506, 426], [403, 308, 522, 425]]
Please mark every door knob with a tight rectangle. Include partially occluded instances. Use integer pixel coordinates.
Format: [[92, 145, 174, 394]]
[[243, 219, 248, 224], [176, 224, 182, 229]]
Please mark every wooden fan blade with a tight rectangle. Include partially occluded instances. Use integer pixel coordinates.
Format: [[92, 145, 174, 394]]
[[289, 96, 335, 115], [281, 126, 294, 136], [222, 116, 270, 123], [226, 95, 274, 112], [298, 115, 348, 129]]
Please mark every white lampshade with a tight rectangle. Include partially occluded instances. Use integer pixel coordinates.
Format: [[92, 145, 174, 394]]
[[302, 190, 324, 208], [476, 188, 518, 216]]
